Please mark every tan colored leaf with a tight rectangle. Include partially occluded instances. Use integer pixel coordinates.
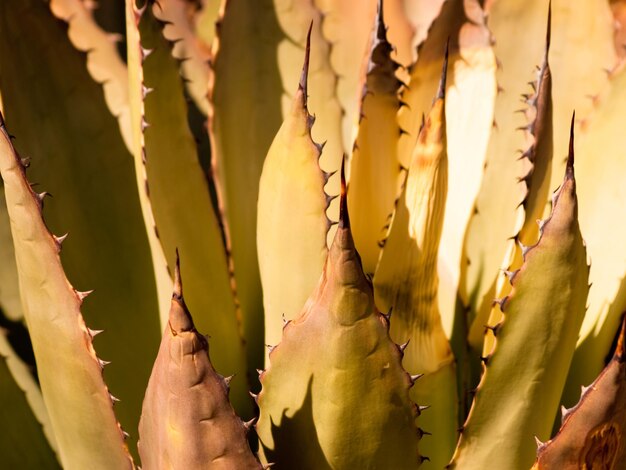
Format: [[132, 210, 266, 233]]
[[138, 255, 262, 469], [532, 316, 626, 470]]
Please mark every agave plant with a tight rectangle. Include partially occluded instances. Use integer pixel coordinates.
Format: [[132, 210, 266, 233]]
[[1, 0, 626, 468]]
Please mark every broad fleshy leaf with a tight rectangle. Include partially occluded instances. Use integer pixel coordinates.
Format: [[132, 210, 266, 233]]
[[256, 173, 422, 469], [126, 0, 250, 416], [312, 0, 377, 154], [138, 255, 262, 469], [257, 35, 329, 354], [563, 63, 626, 409], [462, 0, 615, 355], [449, 126, 589, 470], [0, 112, 134, 468]]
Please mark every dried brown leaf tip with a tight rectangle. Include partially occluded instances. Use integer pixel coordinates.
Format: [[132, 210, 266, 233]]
[[138, 251, 262, 469]]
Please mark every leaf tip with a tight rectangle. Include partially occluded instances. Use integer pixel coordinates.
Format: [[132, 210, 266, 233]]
[[338, 155, 350, 229], [437, 38, 450, 100], [566, 111, 575, 180], [299, 21, 313, 103]]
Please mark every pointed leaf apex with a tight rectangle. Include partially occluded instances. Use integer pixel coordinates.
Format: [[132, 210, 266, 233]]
[[173, 248, 182, 298], [566, 112, 575, 180], [299, 22, 313, 104], [615, 315, 626, 362], [376, 0, 386, 41], [338, 155, 350, 229], [546, 0, 552, 53], [437, 38, 450, 100], [169, 251, 194, 334]]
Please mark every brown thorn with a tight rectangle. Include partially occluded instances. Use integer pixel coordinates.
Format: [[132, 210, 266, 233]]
[[338, 156, 349, 229], [299, 22, 313, 107], [566, 111, 575, 180]]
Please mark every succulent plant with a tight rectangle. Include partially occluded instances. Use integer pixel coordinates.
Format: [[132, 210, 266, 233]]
[[1, 0, 626, 469]]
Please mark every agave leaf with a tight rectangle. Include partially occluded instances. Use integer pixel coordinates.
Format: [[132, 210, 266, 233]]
[[532, 317, 626, 469], [0, 333, 60, 469], [153, 0, 211, 115], [480, 17, 553, 358], [0, 112, 134, 468], [256, 172, 422, 469], [138, 255, 262, 469], [126, 0, 250, 416], [51, 0, 173, 324], [348, 4, 404, 274], [374, 59, 457, 468], [449, 125, 589, 470], [463, 0, 615, 350], [563, 63, 626, 409], [395, 0, 496, 344], [209, 0, 344, 374], [0, 184, 21, 321], [0, 0, 162, 456], [206, 0, 283, 376], [257, 35, 329, 355]]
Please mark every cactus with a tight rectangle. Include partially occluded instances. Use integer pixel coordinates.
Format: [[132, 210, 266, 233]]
[[1, 0, 626, 469]]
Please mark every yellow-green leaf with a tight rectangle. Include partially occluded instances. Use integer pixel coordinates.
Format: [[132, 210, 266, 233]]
[[462, 0, 615, 354], [0, 111, 134, 468], [563, 63, 626, 410], [207, 0, 284, 375], [312, 0, 377, 154], [126, 0, 250, 416], [449, 128, 589, 470], [257, 37, 329, 355], [257, 174, 422, 469]]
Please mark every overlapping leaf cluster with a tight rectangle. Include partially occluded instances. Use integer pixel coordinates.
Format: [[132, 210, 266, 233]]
[[1, 0, 625, 469]]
